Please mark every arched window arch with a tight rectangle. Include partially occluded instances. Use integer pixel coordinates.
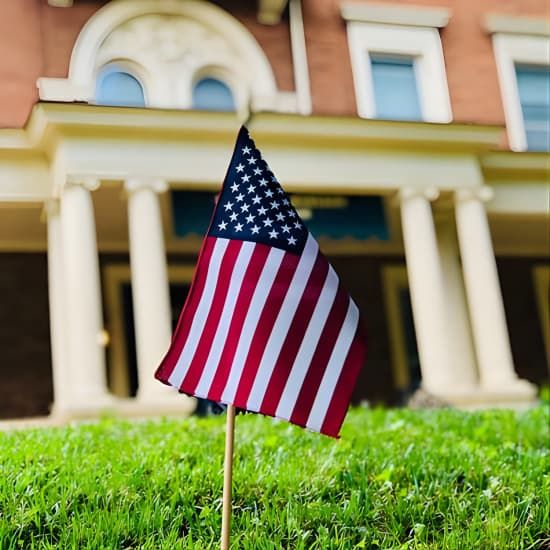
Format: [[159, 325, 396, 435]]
[[37, 1, 287, 112], [192, 77, 235, 111], [95, 67, 146, 107]]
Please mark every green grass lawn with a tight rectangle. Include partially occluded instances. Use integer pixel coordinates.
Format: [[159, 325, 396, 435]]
[[1, 406, 548, 549]]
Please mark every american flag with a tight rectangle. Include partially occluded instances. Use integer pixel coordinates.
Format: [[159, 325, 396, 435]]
[[155, 127, 366, 437]]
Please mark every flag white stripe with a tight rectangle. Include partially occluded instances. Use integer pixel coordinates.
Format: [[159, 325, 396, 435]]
[[246, 234, 319, 412], [275, 265, 339, 420], [220, 247, 285, 403], [168, 238, 230, 389], [305, 300, 359, 432], [193, 242, 256, 396]]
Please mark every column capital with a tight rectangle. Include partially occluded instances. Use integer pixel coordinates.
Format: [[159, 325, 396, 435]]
[[124, 178, 168, 194], [455, 186, 494, 204], [399, 186, 440, 202], [66, 175, 100, 191]]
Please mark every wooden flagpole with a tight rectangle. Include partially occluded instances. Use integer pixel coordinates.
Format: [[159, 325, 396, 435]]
[[221, 404, 236, 550], [221, 105, 250, 550]]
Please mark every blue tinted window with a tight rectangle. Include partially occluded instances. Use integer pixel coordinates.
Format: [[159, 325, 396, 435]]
[[96, 69, 145, 107], [192, 78, 235, 111], [516, 64, 550, 151], [370, 56, 422, 121]]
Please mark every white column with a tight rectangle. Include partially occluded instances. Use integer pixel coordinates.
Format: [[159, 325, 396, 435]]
[[399, 187, 453, 393], [61, 178, 111, 406], [434, 213, 478, 388], [125, 179, 174, 401], [45, 199, 69, 412], [455, 187, 535, 395]]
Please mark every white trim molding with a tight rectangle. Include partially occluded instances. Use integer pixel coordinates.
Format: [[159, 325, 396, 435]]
[[38, 0, 297, 113], [289, 0, 312, 115], [486, 14, 550, 37], [341, 2, 451, 29], [492, 32, 550, 151], [346, 22, 452, 122]]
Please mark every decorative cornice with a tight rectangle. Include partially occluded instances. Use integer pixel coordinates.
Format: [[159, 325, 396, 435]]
[[485, 14, 550, 37], [341, 2, 451, 28], [23, 104, 503, 154], [249, 112, 501, 152]]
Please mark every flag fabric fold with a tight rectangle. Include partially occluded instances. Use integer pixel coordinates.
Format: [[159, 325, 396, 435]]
[[155, 127, 366, 437]]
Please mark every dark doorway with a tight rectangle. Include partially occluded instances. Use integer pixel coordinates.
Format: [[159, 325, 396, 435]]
[[121, 281, 191, 397]]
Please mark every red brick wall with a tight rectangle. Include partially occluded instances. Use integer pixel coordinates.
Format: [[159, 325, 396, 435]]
[[0, 0, 293, 128], [215, 1, 294, 91], [0, 0, 548, 127], [302, 1, 358, 117], [0, 0, 42, 128], [0, 0, 105, 128], [304, 0, 549, 124], [0, 0, 547, 129], [40, 1, 106, 79]]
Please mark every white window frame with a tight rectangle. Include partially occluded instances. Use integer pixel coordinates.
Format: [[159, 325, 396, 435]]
[[346, 22, 452, 123], [492, 32, 550, 151], [93, 62, 149, 107], [190, 66, 242, 112]]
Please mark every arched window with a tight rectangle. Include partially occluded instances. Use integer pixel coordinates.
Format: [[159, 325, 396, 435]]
[[95, 68, 146, 107], [192, 77, 235, 111]]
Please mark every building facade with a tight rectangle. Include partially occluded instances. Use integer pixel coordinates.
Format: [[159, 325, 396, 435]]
[[0, 0, 548, 420]]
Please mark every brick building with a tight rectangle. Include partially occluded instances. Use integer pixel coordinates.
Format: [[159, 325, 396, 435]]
[[0, 0, 548, 420]]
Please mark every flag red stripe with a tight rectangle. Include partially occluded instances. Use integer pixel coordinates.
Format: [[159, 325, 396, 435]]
[[179, 240, 243, 393], [233, 252, 300, 409], [260, 253, 329, 417], [207, 244, 271, 402], [320, 324, 367, 437], [155, 237, 216, 384], [289, 284, 351, 428]]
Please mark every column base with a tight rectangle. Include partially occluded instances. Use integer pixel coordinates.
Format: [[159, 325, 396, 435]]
[[134, 384, 197, 415], [50, 393, 117, 420], [427, 379, 538, 410], [136, 383, 182, 402], [118, 394, 197, 418], [50, 392, 196, 420]]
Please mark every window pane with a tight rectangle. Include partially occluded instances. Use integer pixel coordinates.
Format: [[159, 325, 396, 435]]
[[516, 64, 550, 152], [96, 70, 145, 107], [370, 56, 422, 121], [192, 78, 235, 111]]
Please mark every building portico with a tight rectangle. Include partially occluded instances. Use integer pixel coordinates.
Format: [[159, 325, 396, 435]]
[[0, 104, 543, 419]]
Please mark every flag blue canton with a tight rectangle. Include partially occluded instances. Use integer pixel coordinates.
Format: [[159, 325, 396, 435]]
[[209, 127, 308, 254]]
